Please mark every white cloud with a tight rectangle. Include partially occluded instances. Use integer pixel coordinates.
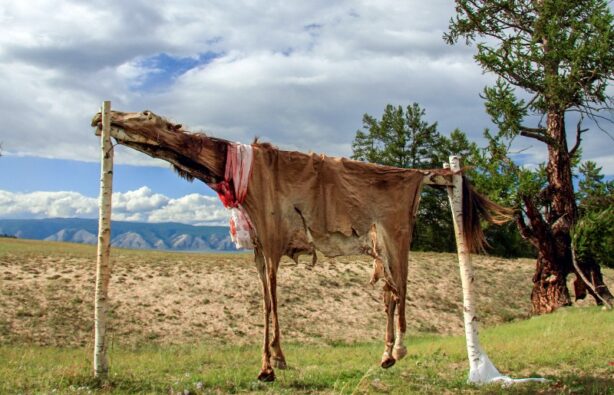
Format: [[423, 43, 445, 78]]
[[0, 1, 483, 162], [0, 188, 229, 225], [0, 0, 612, 176], [112, 186, 169, 213], [147, 194, 229, 225], [0, 190, 97, 219]]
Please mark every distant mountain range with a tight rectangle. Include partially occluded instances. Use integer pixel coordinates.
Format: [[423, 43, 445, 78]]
[[0, 218, 238, 251]]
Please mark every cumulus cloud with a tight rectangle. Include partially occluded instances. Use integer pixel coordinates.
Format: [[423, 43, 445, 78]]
[[0, 1, 482, 161], [0, 0, 611, 175], [113, 187, 170, 213], [0, 190, 97, 219], [147, 193, 229, 225], [0, 187, 229, 226]]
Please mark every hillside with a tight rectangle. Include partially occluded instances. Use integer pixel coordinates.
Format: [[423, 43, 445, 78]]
[[0, 218, 236, 251], [1, 238, 611, 349]]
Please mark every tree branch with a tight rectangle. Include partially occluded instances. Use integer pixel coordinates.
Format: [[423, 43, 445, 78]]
[[459, 2, 510, 42], [499, 2, 534, 34], [519, 126, 554, 145], [572, 104, 614, 140], [516, 211, 539, 248], [569, 119, 589, 159], [522, 195, 549, 244], [520, 94, 540, 112], [571, 244, 613, 309]]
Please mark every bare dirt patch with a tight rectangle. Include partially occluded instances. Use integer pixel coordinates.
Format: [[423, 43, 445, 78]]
[[1, 238, 611, 347]]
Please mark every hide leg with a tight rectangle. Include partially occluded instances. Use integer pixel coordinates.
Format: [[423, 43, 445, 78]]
[[381, 289, 396, 369], [393, 286, 408, 361], [255, 251, 275, 382], [368, 226, 399, 295], [268, 257, 287, 369]]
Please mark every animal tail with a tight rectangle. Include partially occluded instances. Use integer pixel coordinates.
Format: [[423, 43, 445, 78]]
[[461, 176, 514, 253]]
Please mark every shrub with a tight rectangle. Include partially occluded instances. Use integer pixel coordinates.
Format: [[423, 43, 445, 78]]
[[572, 207, 614, 269]]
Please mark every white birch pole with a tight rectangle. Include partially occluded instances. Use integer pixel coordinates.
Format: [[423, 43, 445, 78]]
[[94, 100, 114, 378], [446, 155, 546, 385]]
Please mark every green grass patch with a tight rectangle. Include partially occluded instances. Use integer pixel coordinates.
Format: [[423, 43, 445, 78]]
[[1, 307, 612, 394]]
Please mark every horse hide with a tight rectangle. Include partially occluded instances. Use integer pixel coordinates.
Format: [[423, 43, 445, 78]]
[[242, 145, 425, 275]]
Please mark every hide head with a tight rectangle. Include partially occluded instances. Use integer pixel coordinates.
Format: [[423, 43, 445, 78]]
[[91, 110, 182, 146], [91, 109, 227, 184]]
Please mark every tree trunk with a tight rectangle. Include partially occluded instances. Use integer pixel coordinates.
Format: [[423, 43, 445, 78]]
[[572, 256, 614, 305], [531, 252, 572, 314], [527, 111, 613, 314]]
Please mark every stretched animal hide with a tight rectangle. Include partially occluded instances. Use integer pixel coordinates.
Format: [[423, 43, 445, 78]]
[[242, 144, 425, 288]]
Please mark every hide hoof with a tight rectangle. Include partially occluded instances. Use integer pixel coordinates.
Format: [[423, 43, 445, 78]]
[[271, 356, 287, 369], [380, 357, 396, 369], [392, 346, 407, 360], [257, 368, 275, 382]]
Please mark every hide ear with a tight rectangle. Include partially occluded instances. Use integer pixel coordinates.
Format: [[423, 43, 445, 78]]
[[91, 112, 102, 127]]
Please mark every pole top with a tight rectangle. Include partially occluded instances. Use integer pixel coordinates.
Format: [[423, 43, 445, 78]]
[[448, 156, 461, 172]]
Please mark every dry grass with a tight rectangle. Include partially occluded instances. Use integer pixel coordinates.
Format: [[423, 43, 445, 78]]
[[1, 238, 611, 348]]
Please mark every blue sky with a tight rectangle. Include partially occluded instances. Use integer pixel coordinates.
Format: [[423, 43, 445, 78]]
[[0, 1, 612, 225], [0, 156, 214, 198], [130, 52, 221, 92]]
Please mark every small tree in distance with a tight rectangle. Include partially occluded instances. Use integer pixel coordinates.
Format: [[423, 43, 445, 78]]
[[577, 160, 614, 214], [352, 103, 456, 252]]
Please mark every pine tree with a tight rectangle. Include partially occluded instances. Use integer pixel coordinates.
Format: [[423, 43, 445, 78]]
[[577, 161, 614, 213], [351, 104, 455, 252], [446, 0, 614, 313]]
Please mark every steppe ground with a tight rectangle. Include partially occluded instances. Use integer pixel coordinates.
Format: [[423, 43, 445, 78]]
[[0, 238, 608, 347]]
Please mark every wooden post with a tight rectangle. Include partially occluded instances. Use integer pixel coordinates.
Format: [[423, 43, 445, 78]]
[[445, 156, 547, 385], [445, 156, 503, 383], [94, 100, 113, 378]]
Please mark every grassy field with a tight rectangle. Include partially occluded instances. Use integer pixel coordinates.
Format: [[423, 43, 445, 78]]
[[1, 308, 612, 394], [1, 238, 613, 393]]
